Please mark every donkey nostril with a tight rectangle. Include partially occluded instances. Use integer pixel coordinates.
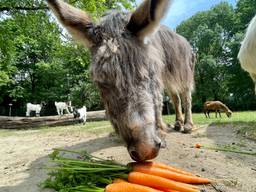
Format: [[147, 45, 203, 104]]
[[155, 141, 161, 149], [130, 150, 140, 161]]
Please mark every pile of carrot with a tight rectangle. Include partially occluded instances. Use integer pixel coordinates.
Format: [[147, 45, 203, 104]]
[[41, 149, 212, 192]]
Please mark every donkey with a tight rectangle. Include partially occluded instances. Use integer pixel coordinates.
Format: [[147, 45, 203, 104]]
[[46, 0, 195, 161]]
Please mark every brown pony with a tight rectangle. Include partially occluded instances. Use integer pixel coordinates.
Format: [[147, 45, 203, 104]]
[[203, 101, 232, 118]]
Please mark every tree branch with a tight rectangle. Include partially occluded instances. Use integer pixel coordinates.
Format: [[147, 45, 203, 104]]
[[0, 6, 49, 12]]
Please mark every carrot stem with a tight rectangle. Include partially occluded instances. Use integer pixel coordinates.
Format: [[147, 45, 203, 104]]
[[200, 145, 256, 156]]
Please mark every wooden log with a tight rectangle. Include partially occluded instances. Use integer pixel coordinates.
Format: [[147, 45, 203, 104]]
[[0, 110, 107, 129]]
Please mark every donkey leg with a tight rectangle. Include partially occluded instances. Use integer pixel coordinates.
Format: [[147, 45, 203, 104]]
[[155, 94, 168, 148], [170, 93, 184, 131], [156, 104, 168, 132], [181, 90, 193, 133]]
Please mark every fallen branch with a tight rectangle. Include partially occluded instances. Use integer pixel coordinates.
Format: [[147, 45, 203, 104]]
[[211, 183, 225, 192], [194, 144, 256, 156]]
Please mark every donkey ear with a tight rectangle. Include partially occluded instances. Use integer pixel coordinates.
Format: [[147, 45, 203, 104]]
[[126, 0, 172, 41], [46, 0, 101, 48]]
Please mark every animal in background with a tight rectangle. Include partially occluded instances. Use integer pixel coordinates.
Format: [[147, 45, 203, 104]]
[[238, 14, 256, 93], [73, 106, 87, 124], [55, 101, 72, 116], [46, 0, 195, 162], [26, 103, 44, 117], [203, 101, 232, 118]]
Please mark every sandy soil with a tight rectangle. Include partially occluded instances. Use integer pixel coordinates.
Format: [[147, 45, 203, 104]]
[[0, 123, 255, 192]]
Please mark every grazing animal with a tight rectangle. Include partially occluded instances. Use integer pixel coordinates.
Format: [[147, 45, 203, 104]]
[[55, 101, 72, 116], [26, 103, 43, 117], [73, 106, 87, 123], [46, 0, 195, 161], [238, 14, 256, 93], [203, 101, 232, 118]]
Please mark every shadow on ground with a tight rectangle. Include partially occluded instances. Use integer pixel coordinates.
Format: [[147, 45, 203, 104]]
[[201, 122, 256, 191], [0, 134, 123, 192]]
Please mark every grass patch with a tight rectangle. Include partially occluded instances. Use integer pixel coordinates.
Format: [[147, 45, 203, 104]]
[[163, 111, 256, 125]]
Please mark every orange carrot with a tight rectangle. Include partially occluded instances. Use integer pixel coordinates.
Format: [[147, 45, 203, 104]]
[[129, 162, 195, 176], [179, 182, 199, 189], [195, 144, 201, 148], [128, 172, 199, 192], [112, 178, 128, 183], [105, 182, 164, 192], [163, 190, 180, 192], [132, 165, 211, 184]]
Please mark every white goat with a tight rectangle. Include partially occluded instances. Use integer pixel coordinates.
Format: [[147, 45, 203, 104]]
[[73, 106, 87, 123], [26, 103, 42, 117], [55, 101, 72, 116], [238, 14, 256, 93]]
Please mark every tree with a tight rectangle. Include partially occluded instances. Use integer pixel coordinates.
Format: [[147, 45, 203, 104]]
[[0, 0, 135, 116], [176, 0, 256, 111]]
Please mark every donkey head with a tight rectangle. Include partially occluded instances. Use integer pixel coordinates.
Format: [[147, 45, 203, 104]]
[[47, 0, 171, 161]]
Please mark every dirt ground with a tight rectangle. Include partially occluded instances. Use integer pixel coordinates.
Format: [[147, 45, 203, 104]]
[[0, 123, 256, 192]]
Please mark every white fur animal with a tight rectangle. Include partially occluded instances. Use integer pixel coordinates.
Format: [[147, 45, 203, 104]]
[[73, 106, 87, 123], [238, 14, 256, 93], [26, 103, 42, 117], [55, 101, 72, 116]]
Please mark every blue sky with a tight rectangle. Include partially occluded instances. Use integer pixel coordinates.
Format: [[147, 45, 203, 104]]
[[136, 0, 237, 29]]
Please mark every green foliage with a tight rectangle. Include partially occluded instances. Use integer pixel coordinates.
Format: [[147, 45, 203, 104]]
[[0, 0, 135, 115], [41, 149, 129, 192], [177, 0, 256, 111]]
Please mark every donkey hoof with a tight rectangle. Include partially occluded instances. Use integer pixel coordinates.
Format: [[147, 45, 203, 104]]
[[160, 139, 167, 148], [174, 121, 183, 131], [182, 124, 193, 134]]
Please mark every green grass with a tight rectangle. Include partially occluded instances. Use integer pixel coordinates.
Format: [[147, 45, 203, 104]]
[[163, 111, 256, 125], [163, 111, 256, 140], [0, 111, 255, 138]]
